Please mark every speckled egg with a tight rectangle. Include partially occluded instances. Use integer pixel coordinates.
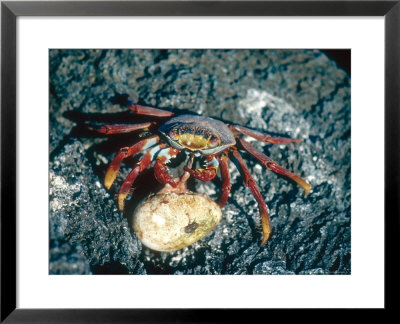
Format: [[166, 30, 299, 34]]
[[132, 192, 222, 252]]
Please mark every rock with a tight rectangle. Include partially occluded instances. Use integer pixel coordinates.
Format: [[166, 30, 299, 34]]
[[49, 139, 145, 274], [49, 239, 91, 275], [49, 49, 350, 274]]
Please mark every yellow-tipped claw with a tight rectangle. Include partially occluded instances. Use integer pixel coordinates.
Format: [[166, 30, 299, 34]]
[[260, 213, 271, 246], [293, 176, 311, 196], [118, 192, 129, 211], [261, 232, 270, 246], [104, 166, 120, 190], [266, 162, 311, 196]]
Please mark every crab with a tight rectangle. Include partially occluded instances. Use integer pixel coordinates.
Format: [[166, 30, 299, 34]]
[[91, 102, 311, 246]]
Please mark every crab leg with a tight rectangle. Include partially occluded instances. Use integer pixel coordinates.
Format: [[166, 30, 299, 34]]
[[104, 135, 160, 189], [183, 155, 219, 182], [229, 125, 301, 144], [129, 104, 175, 117], [231, 149, 271, 246], [89, 122, 153, 135], [153, 147, 180, 187], [117, 143, 167, 210], [217, 153, 231, 208], [238, 138, 310, 195]]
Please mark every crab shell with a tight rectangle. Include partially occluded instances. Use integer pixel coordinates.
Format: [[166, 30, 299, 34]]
[[132, 191, 222, 252], [158, 115, 236, 155]]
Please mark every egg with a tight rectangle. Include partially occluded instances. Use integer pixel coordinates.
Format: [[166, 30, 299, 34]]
[[132, 192, 222, 252]]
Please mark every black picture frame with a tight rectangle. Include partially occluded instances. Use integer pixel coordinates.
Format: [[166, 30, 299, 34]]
[[1, 0, 398, 322]]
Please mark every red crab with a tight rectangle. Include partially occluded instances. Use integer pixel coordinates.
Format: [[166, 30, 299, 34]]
[[92, 103, 310, 245]]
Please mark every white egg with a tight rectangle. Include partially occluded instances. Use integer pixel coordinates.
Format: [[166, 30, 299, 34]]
[[132, 192, 222, 252]]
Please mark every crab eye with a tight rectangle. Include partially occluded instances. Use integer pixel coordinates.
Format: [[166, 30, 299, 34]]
[[210, 136, 219, 146], [169, 130, 176, 139]]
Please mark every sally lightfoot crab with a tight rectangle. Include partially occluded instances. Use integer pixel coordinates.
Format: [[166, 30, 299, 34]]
[[91, 102, 310, 246]]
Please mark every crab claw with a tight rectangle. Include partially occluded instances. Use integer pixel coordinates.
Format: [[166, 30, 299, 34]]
[[183, 166, 218, 182], [260, 212, 271, 246], [266, 163, 311, 195], [154, 158, 178, 188], [104, 149, 128, 189], [183, 156, 219, 182]]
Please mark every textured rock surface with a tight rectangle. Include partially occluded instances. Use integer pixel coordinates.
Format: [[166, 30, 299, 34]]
[[49, 49, 351, 275]]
